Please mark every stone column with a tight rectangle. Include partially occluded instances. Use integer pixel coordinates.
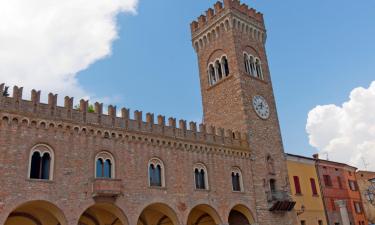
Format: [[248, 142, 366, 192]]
[[336, 200, 350, 225]]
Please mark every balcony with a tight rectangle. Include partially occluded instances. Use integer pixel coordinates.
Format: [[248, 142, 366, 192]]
[[92, 178, 123, 199], [266, 191, 296, 212]]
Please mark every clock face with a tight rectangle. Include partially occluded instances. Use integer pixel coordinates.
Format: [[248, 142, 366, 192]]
[[252, 95, 270, 119]]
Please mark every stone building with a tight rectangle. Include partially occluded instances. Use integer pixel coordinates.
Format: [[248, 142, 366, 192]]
[[0, 0, 297, 225], [356, 171, 375, 224]]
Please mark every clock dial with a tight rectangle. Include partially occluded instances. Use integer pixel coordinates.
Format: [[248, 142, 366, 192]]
[[252, 95, 270, 119]]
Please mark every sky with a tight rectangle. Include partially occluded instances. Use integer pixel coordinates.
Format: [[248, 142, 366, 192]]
[[1, 0, 375, 169]]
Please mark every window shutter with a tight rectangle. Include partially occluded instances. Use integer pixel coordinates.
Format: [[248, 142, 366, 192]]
[[293, 176, 301, 194], [310, 178, 318, 195]]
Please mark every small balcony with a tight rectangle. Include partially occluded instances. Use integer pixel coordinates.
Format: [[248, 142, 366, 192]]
[[266, 191, 296, 212], [92, 178, 123, 198]]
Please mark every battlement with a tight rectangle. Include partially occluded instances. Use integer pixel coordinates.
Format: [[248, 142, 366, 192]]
[[190, 0, 264, 35], [0, 84, 249, 149]]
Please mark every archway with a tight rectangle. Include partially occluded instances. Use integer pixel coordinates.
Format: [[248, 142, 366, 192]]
[[137, 203, 179, 225], [4, 200, 67, 225], [78, 203, 128, 225], [228, 205, 255, 225], [187, 204, 221, 225]]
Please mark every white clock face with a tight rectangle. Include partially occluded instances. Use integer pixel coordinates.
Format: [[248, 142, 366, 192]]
[[252, 95, 270, 119]]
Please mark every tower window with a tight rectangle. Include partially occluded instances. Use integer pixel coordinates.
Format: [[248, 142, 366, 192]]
[[255, 58, 263, 79], [148, 157, 165, 187], [28, 144, 54, 180], [207, 55, 230, 86], [95, 151, 115, 179], [194, 163, 208, 190], [231, 167, 243, 192], [215, 60, 223, 80], [208, 64, 216, 86], [243, 52, 264, 80], [221, 56, 229, 76]]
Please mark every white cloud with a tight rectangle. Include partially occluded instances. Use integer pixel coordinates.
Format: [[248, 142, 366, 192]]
[[0, 0, 138, 102], [306, 81, 375, 170]]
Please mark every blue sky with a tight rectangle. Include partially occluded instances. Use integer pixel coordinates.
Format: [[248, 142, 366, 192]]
[[77, 0, 375, 157]]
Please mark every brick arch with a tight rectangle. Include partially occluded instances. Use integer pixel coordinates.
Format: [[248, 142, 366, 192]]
[[78, 202, 129, 225], [227, 204, 255, 225], [137, 202, 180, 225], [4, 200, 68, 225], [186, 204, 223, 225]]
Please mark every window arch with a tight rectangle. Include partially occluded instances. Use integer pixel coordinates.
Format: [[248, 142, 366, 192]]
[[243, 51, 264, 80], [95, 151, 115, 179], [255, 58, 263, 79], [215, 60, 223, 80], [221, 56, 230, 77], [231, 167, 244, 192], [194, 163, 208, 190], [207, 55, 230, 86], [148, 157, 165, 187], [28, 144, 54, 180]]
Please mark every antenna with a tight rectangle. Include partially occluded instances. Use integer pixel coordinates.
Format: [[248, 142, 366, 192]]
[[362, 157, 369, 171]]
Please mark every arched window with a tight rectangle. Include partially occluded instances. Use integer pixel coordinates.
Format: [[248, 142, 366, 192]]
[[249, 55, 256, 76], [28, 144, 54, 180], [255, 58, 263, 79], [244, 53, 250, 74], [95, 151, 115, 179], [231, 167, 244, 192], [194, 163, 208, 190], [221, 56, 229, 77], [208, 64, 216, 86], [215, 60, 223, 80], [148, 158, 165, 187]]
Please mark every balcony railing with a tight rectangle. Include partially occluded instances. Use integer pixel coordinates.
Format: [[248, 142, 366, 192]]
[[92, 178, 123, 198], [266, 190, 296, 212]]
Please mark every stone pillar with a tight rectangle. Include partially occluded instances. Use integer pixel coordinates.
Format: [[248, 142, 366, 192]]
[[336, 200, 350, 225]]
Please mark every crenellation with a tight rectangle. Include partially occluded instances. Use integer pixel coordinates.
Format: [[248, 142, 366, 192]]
[[146, 113, 154, 124], [168, 117, 176, 128], [108, 105, 116, 117], [12, 86, 23, 105], [206, 8, 215, 20], [214, 1, 223, 13], [157, 115, 165, 126], [121, 107, 130, 119], [191, 0, 263, 36], [0, 84, 249, 150], [0, 83, 4, 96], [189, 121, 197, 132]]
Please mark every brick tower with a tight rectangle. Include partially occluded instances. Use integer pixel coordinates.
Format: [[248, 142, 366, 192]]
[[191, 0, 297, 224]]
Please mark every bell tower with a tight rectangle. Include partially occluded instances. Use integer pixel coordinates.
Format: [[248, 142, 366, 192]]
[[191, 0, 297, 224]]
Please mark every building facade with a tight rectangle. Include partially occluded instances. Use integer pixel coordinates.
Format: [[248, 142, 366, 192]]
[[315, 157, 368, 225], [287, 154, 328, 225], [356, 171, 375, 224], [0, 1, 297, 225]]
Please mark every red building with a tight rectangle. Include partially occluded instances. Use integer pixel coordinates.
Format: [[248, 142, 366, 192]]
[[314, 155, 368, 225]]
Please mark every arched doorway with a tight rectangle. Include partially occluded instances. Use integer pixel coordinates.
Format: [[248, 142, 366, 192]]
[[4, 200, 67, 225], [228, 205, 255, 225], [78, 203, 128, 225], [137, 203, 179, 225], [187, 204, 221, 225]]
